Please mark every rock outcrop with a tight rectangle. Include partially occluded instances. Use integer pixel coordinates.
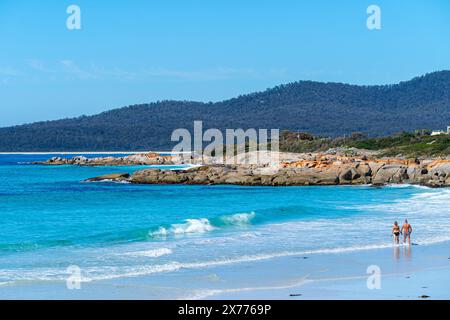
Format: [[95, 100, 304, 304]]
[[125, 157, 450, 187], [35, 153, 174, 166], [40, 151, 450, 187], [85, 173, 130, 182]]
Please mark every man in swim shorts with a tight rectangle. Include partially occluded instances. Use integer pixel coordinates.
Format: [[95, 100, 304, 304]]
[[402, 219, 412, 245]]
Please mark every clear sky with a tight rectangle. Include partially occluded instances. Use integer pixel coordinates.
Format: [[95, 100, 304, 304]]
[[0, 0, 449, 126]]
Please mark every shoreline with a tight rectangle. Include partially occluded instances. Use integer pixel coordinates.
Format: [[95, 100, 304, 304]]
[[1, 240, 449, 299], [206, 241, 450, 300]]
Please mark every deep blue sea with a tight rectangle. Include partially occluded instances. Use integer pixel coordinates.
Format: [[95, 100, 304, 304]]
[[0, 154, 449, 289]]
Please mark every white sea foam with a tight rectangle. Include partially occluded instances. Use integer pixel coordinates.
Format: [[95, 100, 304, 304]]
[[122, 248, 172, 258], [84, 179, 131, 184], [383, 183, 440, 190], [150, 218, 216, 237]]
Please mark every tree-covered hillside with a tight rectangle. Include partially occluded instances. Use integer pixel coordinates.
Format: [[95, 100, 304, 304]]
[[0, 71, 449, 151]]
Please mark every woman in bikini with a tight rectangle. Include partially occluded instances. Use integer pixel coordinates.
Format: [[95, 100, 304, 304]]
[[392, 221, 401, 244]]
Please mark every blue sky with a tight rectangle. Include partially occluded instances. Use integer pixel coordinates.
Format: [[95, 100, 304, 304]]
[[0, 0, 449, 126]]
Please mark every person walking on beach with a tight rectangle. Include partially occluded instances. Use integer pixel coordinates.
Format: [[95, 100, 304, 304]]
[[392, 221, 401, 244], [402, 219, 412, 245]]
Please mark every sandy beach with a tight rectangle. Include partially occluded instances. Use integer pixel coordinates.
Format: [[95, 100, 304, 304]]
[[1, 240, 449, 300]]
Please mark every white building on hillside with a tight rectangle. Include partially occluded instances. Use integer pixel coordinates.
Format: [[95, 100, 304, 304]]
[[430, 126, 450, 136]]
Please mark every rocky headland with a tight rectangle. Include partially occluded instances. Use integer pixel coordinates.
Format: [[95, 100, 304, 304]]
[[71, 151, 450, 188], [34, 153, 174, 166]]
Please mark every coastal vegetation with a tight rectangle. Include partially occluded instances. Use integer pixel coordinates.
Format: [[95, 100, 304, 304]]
[[280, 131, 450, 158], [349, 132, 450, 157]]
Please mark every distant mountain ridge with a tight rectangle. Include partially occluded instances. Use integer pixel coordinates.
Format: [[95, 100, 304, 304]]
[[1, 71, 449, 151]]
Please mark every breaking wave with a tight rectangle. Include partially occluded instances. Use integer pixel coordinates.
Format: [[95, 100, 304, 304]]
[[150, 219, 216, 237], [149, 212, 256, 237], [219, 212, 255, 226]]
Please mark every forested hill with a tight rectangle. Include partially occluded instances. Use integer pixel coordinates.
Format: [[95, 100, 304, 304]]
[[1, 71, 450, 151]]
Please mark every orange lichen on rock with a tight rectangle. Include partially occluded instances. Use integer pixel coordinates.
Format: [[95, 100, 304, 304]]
[[145, 152, 162, 159], [426, 159, 450, 169], [282, 154, 370, 169], [281, 154, 437, 170], [145, 152, 173, 161]]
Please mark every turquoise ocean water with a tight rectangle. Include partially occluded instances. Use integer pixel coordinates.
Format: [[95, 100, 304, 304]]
[[0, 154, 449, 292]]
